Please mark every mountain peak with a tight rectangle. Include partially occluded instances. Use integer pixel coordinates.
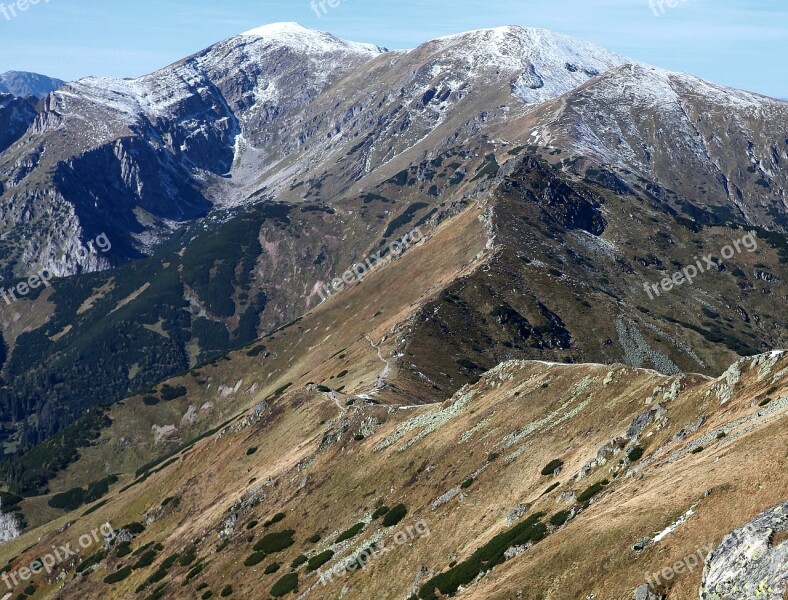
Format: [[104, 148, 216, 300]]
[[239, 21, 386, 55], [0, 71, 64, 98], [240, 21, 311, 37]]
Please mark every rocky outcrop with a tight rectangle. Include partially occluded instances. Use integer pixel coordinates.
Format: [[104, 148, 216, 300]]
[[700, 501, 788, 599], [0, 500, 22, 543]]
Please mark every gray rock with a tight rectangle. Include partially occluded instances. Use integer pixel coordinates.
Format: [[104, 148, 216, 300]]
[[633, 583, 662, 600], [507, 503, 531, 525], [700, 500, 788, 599]]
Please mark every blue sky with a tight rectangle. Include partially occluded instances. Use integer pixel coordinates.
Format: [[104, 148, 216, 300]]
[[0, 0, 786, 98]]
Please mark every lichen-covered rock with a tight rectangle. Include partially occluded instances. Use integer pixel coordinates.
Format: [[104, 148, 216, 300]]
[[699, 501, 788, 599]]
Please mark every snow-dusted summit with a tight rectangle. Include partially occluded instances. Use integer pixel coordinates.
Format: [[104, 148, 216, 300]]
[[241, 21, 387, 55], [421, 26, 629, 104]]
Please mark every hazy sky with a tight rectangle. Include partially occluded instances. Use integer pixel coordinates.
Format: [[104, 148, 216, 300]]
[[0, 0, 786, 98]]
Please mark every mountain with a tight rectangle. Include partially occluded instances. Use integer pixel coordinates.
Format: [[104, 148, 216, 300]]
[[0, 71, 64, 98], [0, 24, 785, 599], [0, 22, 785, 453], [0, 220, 784, 597]]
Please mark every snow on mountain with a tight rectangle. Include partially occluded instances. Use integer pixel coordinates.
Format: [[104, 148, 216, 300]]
[[424, 26, 630, 104], [240, 21, 387, 55]]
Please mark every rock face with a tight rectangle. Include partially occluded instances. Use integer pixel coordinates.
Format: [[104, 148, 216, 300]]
[[0, 500, 21, 543], [700, 501, 788, 599]]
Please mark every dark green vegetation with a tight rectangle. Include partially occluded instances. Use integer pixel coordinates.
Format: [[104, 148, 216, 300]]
[[290, 555, 307, 568], [47, 474, 118, 511], [549, 510, 570, 526], [0, 203, 295, 460], [0, 409, 111, 495], [542, 482, 561, 496], [576, 479, 609, 503], [382, 504, 408, 527], [627, 446, 644, 462], [264, 562, 281, 574], [540, 459, 564, 476], [335, 522, 365, 543], [270, 573, 299, 596], [263, 513, 286, 527], [306, 550, 334, 572], [460, 478, 474, 489], [253, 530, 295, 554], [371, 506, 390, 519], [103, 566, 133, 584], [243, 552, 266, 567], [418, 513, 546, 599]]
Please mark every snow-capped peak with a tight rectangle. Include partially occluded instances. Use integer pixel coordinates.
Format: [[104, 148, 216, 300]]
[[421, 25, 631, 105], [239, 21, 386, 56]]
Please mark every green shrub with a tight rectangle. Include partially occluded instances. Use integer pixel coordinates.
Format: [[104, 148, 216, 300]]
[[716, 431, 727, 439], [577, 479, 609, 503], [253, 530, 295, 554], [691, 446, 704, 454], [48, 487, 86, 511], [184, 563, 204, 582], [133, 549, 158, 569], [317, 385, 331, 393], [335, 523, 364, 544], [220, 585, 233, 597], [758, 397, 772, 407], [274, 383, 292, 397], [246, 447, 258, 456], [540, 459, 564, 476], [270, 573, 299, 597], [382, 504, 407, 527], [487, 452, 500, 462], [116, 542, 132, 558], [264, 513, 286, 527], [264, 562, 281, 574], [179, 546, 197, 566], [160, 384, 187, 401], [246, 520, 258, 530], [123, 522, 146, 535], [143, 395, 160, 406], [104, 566, 133, 584], [290, 555, 308, 568], [541, 482, 561, 496], [76, 549, 107, 573], [142, 583, 168, 600], [306, 550, 334, 572], [549, 511, 570, 527], [306, 533, 321, 544], [460, 478, 474, 489], [371, 506, 390, 520], [418, 513, 546, 599], [627, 446, 644, 462], [201, 592, 214, 600], [244, 552, 266, 567], [0, 492, 22, 514], [766, 386, 778, 395]]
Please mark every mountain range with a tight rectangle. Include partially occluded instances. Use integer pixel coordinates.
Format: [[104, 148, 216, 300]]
[[0, 22, 785, 600]]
